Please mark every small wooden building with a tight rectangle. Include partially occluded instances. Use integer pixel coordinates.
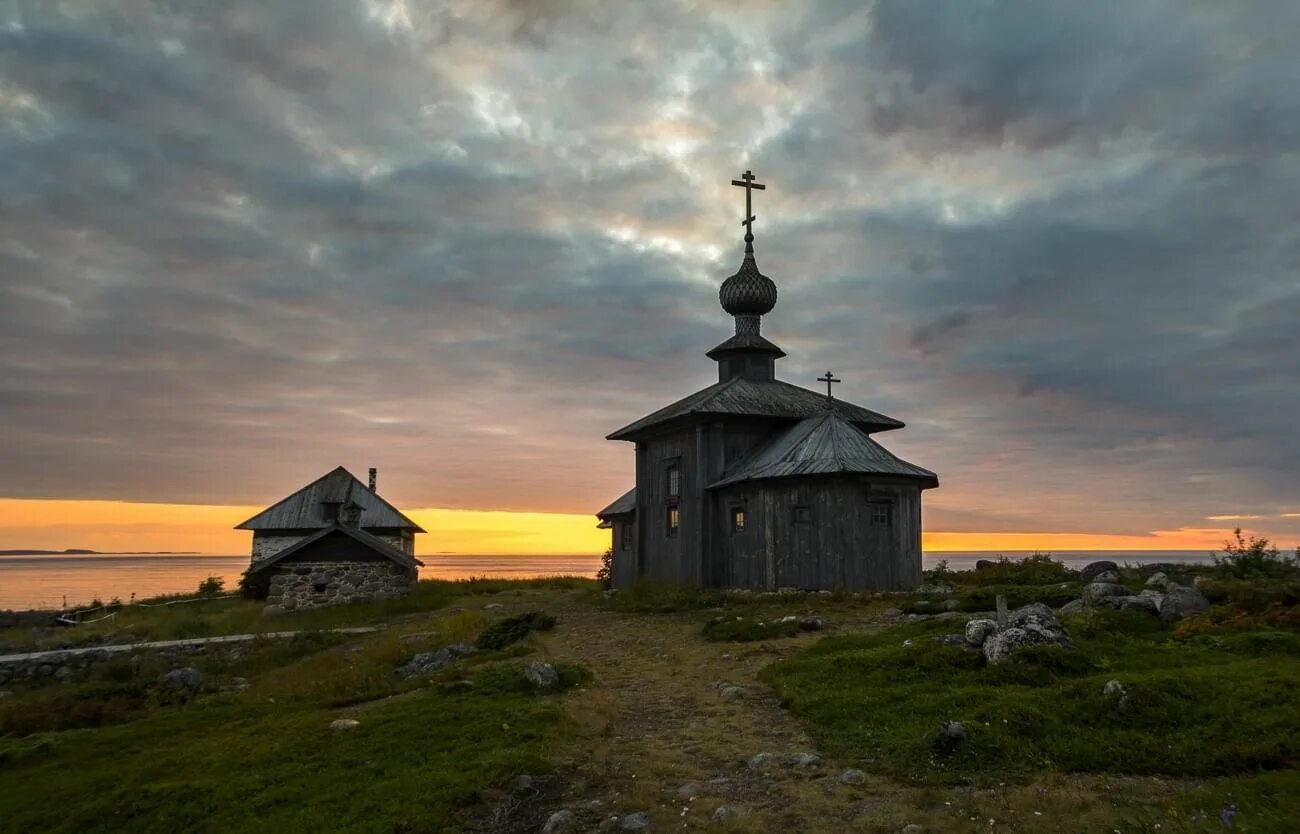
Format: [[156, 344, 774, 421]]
[[596, 172, 938, 592], [237, 466, 424, 609]]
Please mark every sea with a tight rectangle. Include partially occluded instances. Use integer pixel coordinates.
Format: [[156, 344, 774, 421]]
[[0, 550, 1217, 611]]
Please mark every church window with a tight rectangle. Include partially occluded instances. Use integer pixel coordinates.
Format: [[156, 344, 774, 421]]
[[666, 462, 681, 499], [793, 505, 812, 524], [667, 506, 680, 536], [731, 507, 746, 533], [869, 501, 893, 527], [620, 522, 632, 551]]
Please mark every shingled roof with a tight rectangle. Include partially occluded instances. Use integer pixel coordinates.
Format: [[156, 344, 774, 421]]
[[709, 408, 938, 489], [596, 488, 636, 519], [607, 377, 904, 441], [235, 466, 425, 532], [245, 523, 423, 575]]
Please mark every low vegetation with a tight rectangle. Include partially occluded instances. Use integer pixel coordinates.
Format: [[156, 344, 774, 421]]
[[702, 614, 801, 642], [474, 610, 557, 650]]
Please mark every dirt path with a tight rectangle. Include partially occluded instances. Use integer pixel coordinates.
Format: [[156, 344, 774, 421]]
[[533, 596, 905, 832]]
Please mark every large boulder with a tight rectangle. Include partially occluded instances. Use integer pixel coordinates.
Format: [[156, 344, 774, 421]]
[[160, 667, 205, 691], [1080, 560, 1120, 583], [1144, 571, 1170, 589], [524, 661, 560, 690], [1082, 582, 1127, 605], [981, 603, 1072, 663], [1007, 602, 1059, 629], [1105, 595, 1160, 615], [1159, 585, 1211, 622], [1058, 599, 1087, 616]]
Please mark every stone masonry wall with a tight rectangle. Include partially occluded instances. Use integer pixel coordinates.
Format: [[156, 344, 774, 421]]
[[251, 535, 305, 563], [266, 561, 416, 611]]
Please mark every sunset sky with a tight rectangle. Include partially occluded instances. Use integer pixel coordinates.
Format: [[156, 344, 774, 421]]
[[1, 2, 1297, 556]]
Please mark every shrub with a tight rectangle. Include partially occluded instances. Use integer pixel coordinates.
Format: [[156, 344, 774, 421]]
[[596, 547, 613, 589], [959, 554, 1077, 587], [475, 611, 557, 651], [196, 576, 226, 596], [1213, 529, 1298, 580]]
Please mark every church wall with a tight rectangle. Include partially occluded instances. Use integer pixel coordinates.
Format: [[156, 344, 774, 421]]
[[714, 478, 922, 591], [637, 433, 695, 584], [610, 517, 639, 588]]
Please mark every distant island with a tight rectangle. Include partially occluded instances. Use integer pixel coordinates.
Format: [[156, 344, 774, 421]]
[[0, 549, 199, 556]]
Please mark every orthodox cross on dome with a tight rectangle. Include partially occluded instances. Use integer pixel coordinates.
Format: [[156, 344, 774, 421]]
[[731, 169, 766, 242], [817, 370, 842, 401]]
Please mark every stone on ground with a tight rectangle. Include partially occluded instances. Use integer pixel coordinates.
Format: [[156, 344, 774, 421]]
[[1092, 570, 1121, 584], [328, 718, 360, 731], [839, 768, 867, 785], [511, 774, 533, 791], [1080, 560, 1119, 582], [964, 618, 998, 647], [524, 661, 560, 690], [1058, 599, 1087, 615], [1082, 582, 1127, 605], [620, 811, 652, 830], [1159, 584, 1212, 622], [543, 809, 575, 833], [798, 616, 826, 631], [712, 805, 740, 823], [934, 721, 965, 754], [393, 643, 474, 680], [1145, 571, 1169, 589], [160, 666, 205, 690]]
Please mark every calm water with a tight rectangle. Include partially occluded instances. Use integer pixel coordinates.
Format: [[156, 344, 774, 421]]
[[0, 550, 1215, 611]]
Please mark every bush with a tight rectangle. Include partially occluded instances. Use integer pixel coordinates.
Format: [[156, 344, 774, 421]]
[[475, 611, 557, 651], [1214, 529, 1298, 580], [196, 576, 226, 596], [596, 547, 613, 589], [960, 554, 1077, 586]]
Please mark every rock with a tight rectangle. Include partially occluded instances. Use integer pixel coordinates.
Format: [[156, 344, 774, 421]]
[[982, 621, 1072, 664], [1107, 595, 1159, 615], [839, 768, 867, 785], [483, 603, 504, 610], [261, 604, 287, 618], [524, 661, 560, 690], [675, 782, 699, 798], [1145, 571, 1169, 589], [1159, 584, 1211, 622], [747, 752, 776, 769], [720, 652, 733, 661], [393, 643, 475, 680], [543, 810, 576, 833], [901, 826, 924, 834], [620, 811, 652, 830], [719, 685, 745, 702], [933, 721, 965, 755], [965, 618, 998, 647], [790, 752, 822, 768], [1080, 560, 1120, 582], [934, 634, 969, 648], [1007, 602, 1060, 629], [975, 559, 997, 571], [1092, 570, 1121, 584], [1082, 582, 1127, 605], [941, 599, 961, 612], [512, 774, 534, 791], [329, 719, 360, 731], [918, 581, 955, 595], [227, 676, 250, 692], [798, 616, 826, 631], [1103, 679, 1126, 699], [160, 666, 205, 691], [712, 805, 740, 823], [1057, 599, 1087, 616]]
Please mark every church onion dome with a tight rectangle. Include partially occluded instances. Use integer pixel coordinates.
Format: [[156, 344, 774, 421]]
[[719, 250, 778, 316]]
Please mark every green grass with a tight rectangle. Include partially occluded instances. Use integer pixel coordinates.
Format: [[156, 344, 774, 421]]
[[701, 615, 801, 642], [475, 611, 557, 651], [762, 610, 1300, 788], [900, 582, 1082, 614], [0, 577, 598, 652], [0, 607, 583, 833]]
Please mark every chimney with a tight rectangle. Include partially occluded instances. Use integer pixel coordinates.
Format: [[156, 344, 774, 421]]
[[368, 467, 377, 492]]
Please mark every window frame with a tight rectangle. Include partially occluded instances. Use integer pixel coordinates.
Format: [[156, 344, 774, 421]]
[[730, 506, 746, 534], [665, 459, 682, 500], [666, 505, 680, 537], [792, 505, 813, 525], [869, 500, 893, 527], [619, 521, 633, 551]]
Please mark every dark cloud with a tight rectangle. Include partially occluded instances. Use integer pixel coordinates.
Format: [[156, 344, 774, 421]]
[[0, 1, 1296, 544]]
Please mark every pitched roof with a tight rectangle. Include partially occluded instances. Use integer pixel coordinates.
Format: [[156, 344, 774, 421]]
[[708, 408, 938, 489], [245, 523, 424, 575], [596, 487, 636, 520], [607, 377, 904, 440], [705, 332, 787, 359], [235, 466, 425, 532]]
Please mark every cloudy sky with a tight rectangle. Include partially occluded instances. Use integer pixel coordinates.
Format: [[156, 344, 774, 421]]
[[1, 0, 1297, 553]]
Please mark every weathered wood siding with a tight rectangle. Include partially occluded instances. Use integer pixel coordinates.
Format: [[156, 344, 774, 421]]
[[275, 529, 393, 565], [715, 478, 921, 591], [610, 518, 639, 588]]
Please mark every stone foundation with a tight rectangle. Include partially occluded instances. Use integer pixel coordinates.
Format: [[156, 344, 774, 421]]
[[266, 561, 417, 611], [251, 534, 304, 563]]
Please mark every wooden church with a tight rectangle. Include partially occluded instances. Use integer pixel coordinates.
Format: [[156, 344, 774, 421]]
[[596, 172, 938, 592]]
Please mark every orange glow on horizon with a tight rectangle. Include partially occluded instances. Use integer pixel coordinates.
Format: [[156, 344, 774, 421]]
[[0, 499, 1264, 557]]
